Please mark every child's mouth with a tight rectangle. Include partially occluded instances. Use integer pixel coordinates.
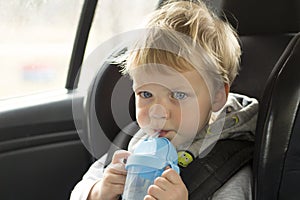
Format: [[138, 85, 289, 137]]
[[156, 130, 169, 138]]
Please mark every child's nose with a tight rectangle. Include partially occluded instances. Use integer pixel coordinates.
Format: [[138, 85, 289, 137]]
[[149, 103, 169, 119]]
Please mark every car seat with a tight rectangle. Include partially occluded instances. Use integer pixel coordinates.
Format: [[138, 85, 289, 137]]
[[253, 33, 300, 200], [205, 0, 300, 199]]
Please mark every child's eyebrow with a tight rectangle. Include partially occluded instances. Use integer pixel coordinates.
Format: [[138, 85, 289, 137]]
[[132, 84, 149, 91], [170, 86, 192, 91]]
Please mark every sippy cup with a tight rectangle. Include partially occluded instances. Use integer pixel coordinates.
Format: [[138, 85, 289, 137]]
[[122, 137, 179, 200]]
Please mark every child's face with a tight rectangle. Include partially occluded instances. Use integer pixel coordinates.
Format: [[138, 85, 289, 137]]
[[132, 66, 214, 146]]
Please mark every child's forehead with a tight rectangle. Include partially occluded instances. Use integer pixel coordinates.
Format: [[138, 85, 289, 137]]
[[131, 66, 207, 91]]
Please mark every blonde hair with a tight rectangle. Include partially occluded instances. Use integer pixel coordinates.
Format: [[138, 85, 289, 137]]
[[124, 0, 241, 86]]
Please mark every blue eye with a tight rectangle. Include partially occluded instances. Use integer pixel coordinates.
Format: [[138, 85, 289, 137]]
[[139, 91, 152, 98], [172, 91, 187, 100]]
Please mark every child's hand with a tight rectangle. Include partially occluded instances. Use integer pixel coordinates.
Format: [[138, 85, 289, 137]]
[[144, 167, 188, 200], [88, 150, 131, 200]]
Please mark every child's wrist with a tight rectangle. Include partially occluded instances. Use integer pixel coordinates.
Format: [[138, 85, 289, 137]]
[[87, 180, 101, 200]]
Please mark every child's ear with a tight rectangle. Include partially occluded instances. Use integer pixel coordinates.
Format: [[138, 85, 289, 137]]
[[212, 84, 229, 112]]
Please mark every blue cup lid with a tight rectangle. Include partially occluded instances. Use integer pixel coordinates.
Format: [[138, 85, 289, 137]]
[[126, 138, 179, 174]]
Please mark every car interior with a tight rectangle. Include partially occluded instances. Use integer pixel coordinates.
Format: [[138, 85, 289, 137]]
[[87, 0, 300, 199], [253, 32, 300, 200], [0, 0, 299, 199]]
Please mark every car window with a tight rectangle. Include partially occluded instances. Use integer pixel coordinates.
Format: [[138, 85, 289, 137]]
[[0, 0, 158, 100], [0, 0, 84, 100]]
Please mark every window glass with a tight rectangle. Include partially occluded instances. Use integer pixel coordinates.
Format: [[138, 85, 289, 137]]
[[0, 0, 84, 100], [84, 0, 158, 58]]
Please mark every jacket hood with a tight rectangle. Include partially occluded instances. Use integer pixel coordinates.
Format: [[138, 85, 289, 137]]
[[217, 92, 258, 140], [184, 92, 258, 158]]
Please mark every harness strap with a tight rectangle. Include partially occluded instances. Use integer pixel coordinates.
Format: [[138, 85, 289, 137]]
[[180, 140, 254, 200]]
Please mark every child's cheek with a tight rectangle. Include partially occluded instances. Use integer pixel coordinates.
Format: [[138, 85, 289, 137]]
[[177, 106, 208, 139], [136, 106, 150, 128]]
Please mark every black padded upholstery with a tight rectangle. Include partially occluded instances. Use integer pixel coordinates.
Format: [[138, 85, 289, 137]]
[[253, 33, 300, 200], [90, 56, 135, 148], [219, 0, 299, 100], [83, 50, 135, 158], [220, 0, 300, 35], [231, 35, 293, 101], [94, 61, 135, 142], [216, 1, 300, 199]]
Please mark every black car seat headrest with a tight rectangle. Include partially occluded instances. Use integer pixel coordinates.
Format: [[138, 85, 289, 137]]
[[81, 49, 135, 158], [253, 33, 300, 199], [218, 0, 299, 100], [230, 35, 294, 101], [93, 60, 135, 143], [220, 0, 300, 35], [218, 0, 300, 100]]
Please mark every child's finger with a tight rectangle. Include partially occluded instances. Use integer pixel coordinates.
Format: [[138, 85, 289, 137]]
[[103, 171, 127, 184], [111, 150, 131, 164], [106, 163, 127, 175], [161, 168, 182, 184], [144, 194, 156, 200]]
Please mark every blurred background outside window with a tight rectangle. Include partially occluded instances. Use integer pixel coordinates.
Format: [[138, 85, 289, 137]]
[[0, 0, 158, 100]]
